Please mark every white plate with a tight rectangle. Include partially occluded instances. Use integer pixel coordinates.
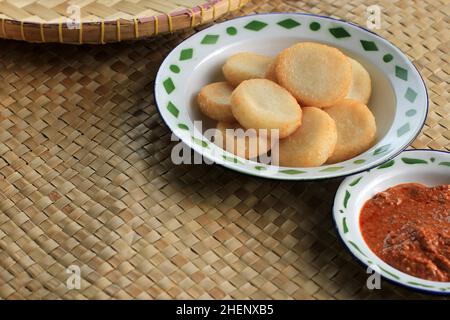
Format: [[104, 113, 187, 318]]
[[333, 149, 450, 294], [155, 13, 428, 180]]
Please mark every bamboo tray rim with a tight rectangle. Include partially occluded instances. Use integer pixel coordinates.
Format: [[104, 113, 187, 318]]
[[0, 0, 242, 25], [0, 0, 249, 44]]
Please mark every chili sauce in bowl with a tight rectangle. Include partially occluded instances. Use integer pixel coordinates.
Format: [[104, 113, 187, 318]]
[[333, 149, 450, 294], [360, 183, 450, 282]]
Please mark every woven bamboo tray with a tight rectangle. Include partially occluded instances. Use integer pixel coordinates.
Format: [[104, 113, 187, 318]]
[[0, 0, 248, 44], [0, 0, 448, 300]]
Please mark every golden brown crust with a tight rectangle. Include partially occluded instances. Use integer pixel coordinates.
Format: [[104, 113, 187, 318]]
[[275, 42, 352, 107], [278, 107, 337, 167], [230, 79, 302, 139], [265, 59, 278, 83], [214, 122, 272, 159], [325, 99, 377, 164], [222, 52, 274, 87], [345, 58, 372, 104], [197, 81, 235, 121]]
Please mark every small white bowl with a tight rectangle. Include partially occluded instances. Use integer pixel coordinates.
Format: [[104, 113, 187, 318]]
[[333, 149, 450, 294], [155, 13, 428, 180]]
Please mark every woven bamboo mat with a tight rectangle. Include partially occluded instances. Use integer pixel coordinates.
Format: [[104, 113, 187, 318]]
[[0, 0, 448, 300]]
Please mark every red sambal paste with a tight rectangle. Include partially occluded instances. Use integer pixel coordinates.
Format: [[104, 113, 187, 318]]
[[360, 183, 450, 282]]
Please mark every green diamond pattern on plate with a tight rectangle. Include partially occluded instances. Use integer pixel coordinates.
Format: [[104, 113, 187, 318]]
[[405, 87, 417, 103], [383, 54, 393, 62], [170, 65, 180, 73], [395, 65, 408, 81], [309, 22, 321, 31], [377, 160, 395, 169], [226, 27, 237, 35], [342, 218, 349, 233], [349, 177, 362, 186], [201, 34, 219, 44], [329, 27, 351, 38], [379, 266, 400, 280], [277, 18, 301, 29], [407, 282, 434, 288], [373, 144, 390, 155], [405, 109, 417, 117], [401, 157, 427, 164], [343, 190, 350, 208], [179, 48, 193, 60], [177, 123, 188, 130], [192, 137, 208, 148], [244, 20, 268, 31], [279, 169, 306, 175], [223, 155, 242, 164], [167, 102, 179, 118], [320, 166, 344, 172], [348, 240, 367, 257], [163, 78, 175, 94], [360, 40, 378, 51], [353, 159, 366, 164], [397, 123, 410, 137]]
